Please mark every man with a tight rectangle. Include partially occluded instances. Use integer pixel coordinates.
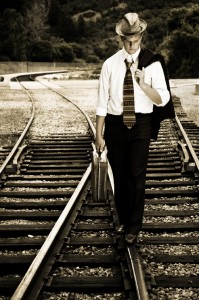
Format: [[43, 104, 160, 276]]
[[95, 13, 175, 243]]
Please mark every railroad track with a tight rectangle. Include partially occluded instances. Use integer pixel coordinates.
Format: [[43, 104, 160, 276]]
[[138, 95, 199, 299], [0, 74, 198, 300], [140, 119, 199, 299], [0, 76, 142, 300]]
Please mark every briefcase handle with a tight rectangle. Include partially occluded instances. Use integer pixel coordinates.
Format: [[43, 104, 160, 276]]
[[92, 142, 107, 162]]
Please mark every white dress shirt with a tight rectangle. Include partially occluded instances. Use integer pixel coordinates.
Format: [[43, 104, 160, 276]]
[[96, 47, 170, 116]]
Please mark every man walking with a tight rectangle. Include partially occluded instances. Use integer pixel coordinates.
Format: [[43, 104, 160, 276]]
[[95, 13, 175, 243]]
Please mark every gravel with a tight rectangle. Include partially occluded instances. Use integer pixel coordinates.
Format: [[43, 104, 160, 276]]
[[62, 246, 115, 256], [77, 218, 111, 224], [143, 215, 199, 223], [2, 187, 75, 192], [149, 288, 199, 300], [41, 292, 124, 300], [69, 230, 113, 238], [139, 244, 199, 255], [139, 231, 199, 238], [145, 262, 198, 277], [0, 249, 39, 255], [145, 203, 198, 211], [52, 266, 120, 277], [0, 197, 69, 202], [0, 219, 53, 225]]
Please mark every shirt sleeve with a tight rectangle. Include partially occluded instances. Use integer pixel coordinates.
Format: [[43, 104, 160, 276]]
[[96, 61, 110, 116], [147, 61, 170, 107]]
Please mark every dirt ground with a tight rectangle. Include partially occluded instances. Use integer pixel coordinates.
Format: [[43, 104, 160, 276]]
[[170, 79, 199, 125]]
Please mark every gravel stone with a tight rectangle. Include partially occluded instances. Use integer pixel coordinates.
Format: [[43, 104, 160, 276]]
[[41, 292, 124, 300], [139, 244, 199, 255], [62, 246, 115, 256], [150, 288, 199, 300], [52, 266, 120, 277]]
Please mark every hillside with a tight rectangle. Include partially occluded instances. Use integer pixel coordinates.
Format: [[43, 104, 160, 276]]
[[0, 0, 198, 78]]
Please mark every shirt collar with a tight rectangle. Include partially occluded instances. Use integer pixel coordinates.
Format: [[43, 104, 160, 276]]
[[122, 47, 141, 63]]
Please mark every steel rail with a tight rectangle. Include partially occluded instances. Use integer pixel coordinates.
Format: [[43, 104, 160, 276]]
[[10, 164, 91, 300], [35, 79, 152, 300], [10, 75, 114, 300], [10, 74, 145, 299], [38, 80, 150, 298], [0, 79, 35, 176], [127, 246, 149, 300], [35, 78, 115, 191], [175, 115, 199, 171]]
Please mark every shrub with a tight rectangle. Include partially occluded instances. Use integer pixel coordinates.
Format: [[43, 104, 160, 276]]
[[52, 43, 75, 62], [85, 55, 101, 63], [28, 40, 54, 62]]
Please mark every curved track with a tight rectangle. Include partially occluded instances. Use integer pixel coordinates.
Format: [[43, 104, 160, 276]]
[[0, 75, 140, 300], [0, 73, 198, 300]]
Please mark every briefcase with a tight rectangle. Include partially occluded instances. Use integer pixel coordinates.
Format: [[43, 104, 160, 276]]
[[91, 144, 108, 202]]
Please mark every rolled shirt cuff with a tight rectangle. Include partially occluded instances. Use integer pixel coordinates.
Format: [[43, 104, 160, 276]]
[[153, 89, 170, 107], [96, 107, 107, 116]]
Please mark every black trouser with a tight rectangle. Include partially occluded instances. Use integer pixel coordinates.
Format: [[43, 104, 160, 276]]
[[104, 113, 151, 235]]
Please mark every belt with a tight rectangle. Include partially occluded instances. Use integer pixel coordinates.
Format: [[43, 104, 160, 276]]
[[106, 113, 152, 120]]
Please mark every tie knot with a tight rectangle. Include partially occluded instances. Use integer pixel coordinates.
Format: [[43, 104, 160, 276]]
[[125, 59, 133, 69]]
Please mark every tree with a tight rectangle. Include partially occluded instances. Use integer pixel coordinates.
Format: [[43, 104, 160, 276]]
[[167, 4, 199, 34], [28, 40, 54, 61], [24, 0, 50, 45], [158, 4, 199, 78], [48, 0, 61, 28], [52, 42, 75, 62], [159, 31, 199, 78], [77, 15, 86, 37], [0, 8, 26, 60]]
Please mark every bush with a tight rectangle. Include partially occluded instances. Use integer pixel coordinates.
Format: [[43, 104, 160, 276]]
[[85, 55, 100, 63], [52, 43, 75, 62], [28, 40, 54, 62], [159, 30, 199, 78], [71, 43, 86, 59], [0, 55, 10, 61]]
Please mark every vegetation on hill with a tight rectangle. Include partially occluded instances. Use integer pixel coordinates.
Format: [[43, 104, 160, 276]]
[[0, 0, 198, 78]]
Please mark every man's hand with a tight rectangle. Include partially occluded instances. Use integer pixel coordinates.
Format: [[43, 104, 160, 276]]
[[135, 67, 145, 86], [135, 67, 162, 105], [95, 136, 105, 153]]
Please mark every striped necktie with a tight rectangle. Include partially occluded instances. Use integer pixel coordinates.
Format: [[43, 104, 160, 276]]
[[123, 59, 135, 129]]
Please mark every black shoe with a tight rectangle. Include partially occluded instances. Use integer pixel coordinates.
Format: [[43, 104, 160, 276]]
[[125, 234, 137, 244]]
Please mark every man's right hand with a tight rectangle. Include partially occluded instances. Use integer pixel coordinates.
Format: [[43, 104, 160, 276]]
[[95, 136, 105, 153]]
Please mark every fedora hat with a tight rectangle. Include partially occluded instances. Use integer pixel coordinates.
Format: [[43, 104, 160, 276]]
[[115, 12, 147, 36]]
